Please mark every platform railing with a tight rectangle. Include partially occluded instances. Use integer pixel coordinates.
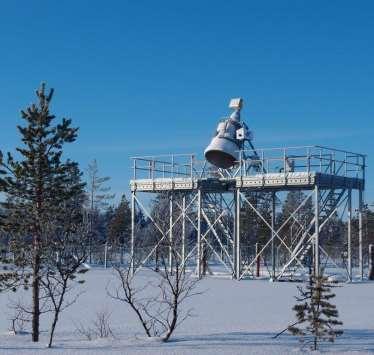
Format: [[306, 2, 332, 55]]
[[130, 146, 366, 181], [235, 145, 365, 180]]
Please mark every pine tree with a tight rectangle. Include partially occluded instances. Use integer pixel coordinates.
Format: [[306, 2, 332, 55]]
[[288, 273, 343, 350], [107, 194, 131, 247], [86, 159, 114, 262], [40, 161, 89, 347], [0, 83, 85, 342]]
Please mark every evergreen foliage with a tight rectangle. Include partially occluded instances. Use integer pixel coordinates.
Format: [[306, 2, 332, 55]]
[[240, 192, 273, 248], [107, 194, 131, 247], [288, 273, 343, 350], [0, 83, 86, 342]]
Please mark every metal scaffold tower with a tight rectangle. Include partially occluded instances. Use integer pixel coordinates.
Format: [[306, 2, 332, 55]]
[[129, 99, 366, 282], [129, 146, 365, 281]]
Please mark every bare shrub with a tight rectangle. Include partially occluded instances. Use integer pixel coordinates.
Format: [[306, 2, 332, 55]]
[[74, 308, 114, 341], [41, 233, 89, 348], [92, 309, 114, 338], [74, 321, 94, 341], [108, 249, 200, 342], [7, 300, 31, 335], [107, 192, 202, 342], [7, 296, 51, 334]]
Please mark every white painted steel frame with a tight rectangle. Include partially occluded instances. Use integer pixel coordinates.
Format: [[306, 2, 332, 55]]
[[129, 145, 366, 282]]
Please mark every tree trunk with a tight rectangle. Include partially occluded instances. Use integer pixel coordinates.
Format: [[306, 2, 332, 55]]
[[120, 243, 124, 265], [48, 309, 59, 347], [155, 246, 159, 272], [32, 250, 40, 342], [163, 295, 178, 342]]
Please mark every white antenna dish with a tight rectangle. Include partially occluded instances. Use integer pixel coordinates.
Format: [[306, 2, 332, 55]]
[[204, 98, 250, 169]]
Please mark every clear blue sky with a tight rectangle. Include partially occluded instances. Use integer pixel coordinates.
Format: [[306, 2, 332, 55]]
[[0, 1, 373, 203]]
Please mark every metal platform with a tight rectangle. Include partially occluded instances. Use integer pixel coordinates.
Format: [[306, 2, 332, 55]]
[[131, 172, 364, 192], [129, 145, 366, 281], [130, 145, 365, 192]]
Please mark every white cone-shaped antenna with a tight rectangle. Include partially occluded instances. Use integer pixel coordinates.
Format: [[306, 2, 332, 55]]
[[204, 98, 246, 169]]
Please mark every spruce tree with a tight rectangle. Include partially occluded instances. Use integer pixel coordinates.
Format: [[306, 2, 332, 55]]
[[107, 194, 131, 247], [0, 83, 85, 342], [288, 273, 343, 350]]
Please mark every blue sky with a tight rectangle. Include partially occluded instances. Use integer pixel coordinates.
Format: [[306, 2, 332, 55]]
[[0, 1, 373, 203]]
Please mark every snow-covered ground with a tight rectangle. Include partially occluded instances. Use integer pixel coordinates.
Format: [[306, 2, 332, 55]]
[[0, 268, 373, 354]]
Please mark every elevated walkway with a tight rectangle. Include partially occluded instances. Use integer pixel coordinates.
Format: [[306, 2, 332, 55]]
[[130, 145, 365, 193]]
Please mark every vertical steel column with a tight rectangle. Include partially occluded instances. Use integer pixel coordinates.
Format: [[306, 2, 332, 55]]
[[369, 244, 374, 280], [197, 189, 202, 279], [235, 189, 241, 280], [271, 191, 276, 280], [347, 189, 352, 281], [232, 192, 236, 279], [182, 195, 186, 269], [314, 185, 320, 277], [104, 242, 108, 269], [130, 190, 136, 276], [169, 193, 173, 273], [359, 189, 364, 281]]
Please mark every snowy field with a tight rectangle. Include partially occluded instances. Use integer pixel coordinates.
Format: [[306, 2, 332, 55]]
[[0, 268, 373, 355]]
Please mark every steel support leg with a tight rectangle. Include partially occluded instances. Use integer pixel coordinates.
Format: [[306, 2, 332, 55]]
[[182, 195, 186, 270], [235, 189, 241, 280], [232, 194, 236, 279], [130, 191, 136, 276], [271, 192, 276, 280], [359, 189, 363, 281], [169, 193, 173, 273], [255, 242, 260, 277], [369, 244, 374, 280], [347, 189, 352, 281], [314, 185, 320, 277], [197, 190, 202, 279]]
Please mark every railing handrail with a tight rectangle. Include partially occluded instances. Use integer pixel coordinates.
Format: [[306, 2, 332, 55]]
[[314, 145, 366, 158], [130, 153, 195, 159], [240, 145, 365, 158], [130, 146, 365, 161], [130, 145, 365, 181]]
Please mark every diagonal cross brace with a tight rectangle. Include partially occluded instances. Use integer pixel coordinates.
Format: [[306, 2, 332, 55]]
[[239, 191, 314, 278]]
